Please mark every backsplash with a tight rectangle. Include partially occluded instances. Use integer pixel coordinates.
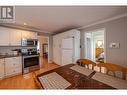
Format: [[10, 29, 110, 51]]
[[0, 46, 37, 55], [0, 46, 22, 55]]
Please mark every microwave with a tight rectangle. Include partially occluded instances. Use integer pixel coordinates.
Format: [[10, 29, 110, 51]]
[[22, 39, 38, 46]]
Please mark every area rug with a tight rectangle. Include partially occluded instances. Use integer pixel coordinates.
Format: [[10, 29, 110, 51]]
[[38, 72, 71, 89], [70, 65, 94, 76], [92, 72, 127, 89]]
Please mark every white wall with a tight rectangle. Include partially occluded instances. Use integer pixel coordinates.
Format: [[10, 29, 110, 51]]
[[80, 16, 127, 67]]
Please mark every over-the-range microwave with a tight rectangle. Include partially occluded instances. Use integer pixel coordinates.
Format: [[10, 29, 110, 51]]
[[22, 39, 38, 46]]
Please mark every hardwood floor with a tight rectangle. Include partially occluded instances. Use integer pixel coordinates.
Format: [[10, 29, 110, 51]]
[[0, 57, 59, 89]]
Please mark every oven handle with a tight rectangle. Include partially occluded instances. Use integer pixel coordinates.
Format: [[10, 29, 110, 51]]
[[23, 55, 39, 58]]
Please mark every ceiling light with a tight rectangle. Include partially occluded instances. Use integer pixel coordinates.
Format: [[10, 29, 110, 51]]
[[23, 23, 27, 25]]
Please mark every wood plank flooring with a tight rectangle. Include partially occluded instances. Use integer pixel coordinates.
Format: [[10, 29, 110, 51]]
[[0, 57, 59, 89]]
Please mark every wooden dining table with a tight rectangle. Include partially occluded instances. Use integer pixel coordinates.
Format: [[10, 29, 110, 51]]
[[36, 64, 115, 89]]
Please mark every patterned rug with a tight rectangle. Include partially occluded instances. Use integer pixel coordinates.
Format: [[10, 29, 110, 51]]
[[38, 72, 71, 89], [92, 72, 127, 89], [70, 65, 94, 76]]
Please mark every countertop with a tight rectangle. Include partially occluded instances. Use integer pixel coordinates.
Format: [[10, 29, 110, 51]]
[[0, 54, 22, 59]]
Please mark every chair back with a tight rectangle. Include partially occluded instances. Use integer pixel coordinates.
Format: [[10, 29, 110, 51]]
[[32, 72, 42, 89], [97, 63, 126, 80], [77, 59, 96, 70]]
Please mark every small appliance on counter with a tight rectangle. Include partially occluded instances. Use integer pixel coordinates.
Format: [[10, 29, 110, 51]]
[[12, 49, 21, 56], [21, 48, 40, 74]]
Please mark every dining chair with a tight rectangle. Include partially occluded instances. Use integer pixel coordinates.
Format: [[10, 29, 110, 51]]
[[77, 59, 96, 70], [97, 63, 126, 80], [32, 72, 42, 89], [123, 68, 127, 80]]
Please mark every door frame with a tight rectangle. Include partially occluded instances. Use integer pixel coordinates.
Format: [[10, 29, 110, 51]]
[[42, 36, 50, 63], [84, 28, 106, 62]]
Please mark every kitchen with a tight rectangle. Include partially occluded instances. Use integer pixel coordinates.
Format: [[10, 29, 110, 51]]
[[0, 26, 41, 79], [0, 6, 127, 90]]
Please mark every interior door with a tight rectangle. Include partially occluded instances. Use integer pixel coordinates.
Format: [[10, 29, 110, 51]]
[[61, 37, 74, 66]]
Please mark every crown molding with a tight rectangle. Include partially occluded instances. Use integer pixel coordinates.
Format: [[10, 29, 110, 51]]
[[0, 23, 51, 34], [78, 12, 127, 30]]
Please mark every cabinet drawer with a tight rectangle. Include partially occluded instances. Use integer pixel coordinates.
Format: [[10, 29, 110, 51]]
[[5, 57, 22, 68], [13, 67, 22, 74], [5, 67, 22, 77], [0, 59, 5, 63], [5, 62, 14, 69], [13, 63, 22, 68], [0, 73, 4, 77], [12, 57, 22, 64], [5, 69, 14, 76]]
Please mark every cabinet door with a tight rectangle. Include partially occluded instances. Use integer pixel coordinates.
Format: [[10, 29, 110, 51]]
[[12, 57, 22, 75], [22, 31, 37, 39], [5, 57, 22, 77], [13, 57, 22, 74], [22, 31, 30, 39], [13, 57, 22, 68], [10, 30, 22, 46], [5, 57, 14, 76], [53, 34, 61, 65], [0, 27, 10, 46], [29, 32, 37, 39], [53, 35, 59, 64], [0, 59, 5, 79]]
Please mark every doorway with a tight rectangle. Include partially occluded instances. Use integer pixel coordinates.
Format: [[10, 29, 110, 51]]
[[43, 44, 48, 59], [37, 36, 49, 67], [85, 29, 105, 63]]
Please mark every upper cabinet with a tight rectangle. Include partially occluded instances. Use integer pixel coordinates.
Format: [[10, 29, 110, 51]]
[[21, 31, 30, 39], [22, 31, 37, 39], [0, 27, 10, 46], [29, 31, 37, 39], [0, 27, 38, 46], [10, 30, 22, 46]]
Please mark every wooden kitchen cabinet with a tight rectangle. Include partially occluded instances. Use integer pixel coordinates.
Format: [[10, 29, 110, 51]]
[[0, 27, 10, 46], [28, 31, 37, 39], [10, 30, 22, 46], [22, 31, 37, 39], [0, 26, 38, 46], [53, 29, 80, 66], [22, 31, 30, 39], [0, 59, 5, 79], [5, 57, 22, 77], [53, 34, 62, 65]]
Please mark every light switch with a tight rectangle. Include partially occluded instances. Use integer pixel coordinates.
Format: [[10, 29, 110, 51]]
[[109, 43, 120, 49]]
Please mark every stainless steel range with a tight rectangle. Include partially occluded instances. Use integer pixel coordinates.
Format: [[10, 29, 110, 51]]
[[21, 48, 40, 74]]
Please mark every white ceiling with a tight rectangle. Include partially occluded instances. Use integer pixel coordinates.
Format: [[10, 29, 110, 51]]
[[14, 6, 127, 33]]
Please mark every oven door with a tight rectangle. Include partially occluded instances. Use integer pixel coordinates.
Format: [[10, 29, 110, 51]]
[[23, 55, 39, 68]]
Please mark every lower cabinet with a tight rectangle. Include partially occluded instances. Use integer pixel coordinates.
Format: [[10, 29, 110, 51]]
[[4, 57, 22, 77], [0, 59, 5, 79]]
